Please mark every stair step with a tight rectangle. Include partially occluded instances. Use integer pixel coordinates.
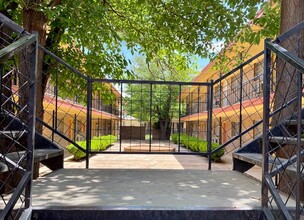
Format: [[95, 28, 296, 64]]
[[0, 162, 8, 172], [233, 152, 296, 172], [269, 136, 304, 145], [32, 208, 263, 220], [233, 153, 263, 167], [284, 119, 304, 125], [0, 130, 25, 138], [4, 149, 63, 164]]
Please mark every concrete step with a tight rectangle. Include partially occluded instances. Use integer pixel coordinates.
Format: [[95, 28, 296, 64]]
[[269, 136, 304, 145], [32, 207, 264, 220], [2, 148, 64, 179], [233, 152, 297, 173], [284, 119, 304, 125]]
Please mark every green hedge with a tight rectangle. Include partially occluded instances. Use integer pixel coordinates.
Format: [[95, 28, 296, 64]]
[[67, 135, 117, 160], [171, 133, 224, 161]]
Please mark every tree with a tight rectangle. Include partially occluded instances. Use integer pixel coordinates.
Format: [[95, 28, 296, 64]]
[[274, 0, 304, 120], [1, 0, 264, 132], [2, 1, 303, 133], [125, 56, 196, 140]]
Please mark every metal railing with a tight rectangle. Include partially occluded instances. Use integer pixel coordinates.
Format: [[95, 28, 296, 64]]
[[262, 21, 304, 220], [36, 48, 215, 167], [37, 39, 270, 173], [0, 14, 37, 219], [2, 10, 304, 219], [191, 51, 266, 159], [0, 15, 269, 177]]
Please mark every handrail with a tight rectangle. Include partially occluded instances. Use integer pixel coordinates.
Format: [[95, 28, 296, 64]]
[[213, 51, 264, 85], [0, 13, 25, 35], [93, 78, 211, 86], [212, 119, 263, 154], [276, 20, 304, 44], [38, 45, 88, 80], [266, 41, 304, 73], [0, 34, 36, 62], [36, 118, 86, 153], [0, 172, 31, 219], [265, 175, 293, 220]]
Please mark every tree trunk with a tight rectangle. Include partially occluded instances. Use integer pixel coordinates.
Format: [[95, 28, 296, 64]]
[[22, 7, 47, 134], [272, 0, 304, 123], [160, 118, 171, 140]]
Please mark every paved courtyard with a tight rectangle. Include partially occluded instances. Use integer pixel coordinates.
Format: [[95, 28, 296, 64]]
[[32, 142, 267, 209]]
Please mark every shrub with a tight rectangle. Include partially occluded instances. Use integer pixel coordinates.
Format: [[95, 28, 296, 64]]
[[171, 133, 187, 144], [67, 135, 117, 160], [171, 133, 224, 161]]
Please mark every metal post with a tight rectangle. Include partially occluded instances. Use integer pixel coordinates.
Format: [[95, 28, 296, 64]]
[[52, 110, 55, 142], [262, 39, 271, 207], [296, 60, 302, 220], [25, 33, 37, 208], [207, 81, 213, 170], [0, 64, 2, 113], [74, 114, 77, 142], [239, 54, 243, 148], [219, 72, 222, 144], [55, 61, 58, 131], [119, 83, 123, 152], [85, 77, 92, 169], [178, 84, 182, 153], [197, 86, 200, 138], [149, 83, 152, 151]]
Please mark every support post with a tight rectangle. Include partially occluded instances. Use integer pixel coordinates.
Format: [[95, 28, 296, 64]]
[[262, 39, 271, 207], [296, 57, 302, 220], [207, 81, 213, 170], [86, 77, 92, 169], [178, 84, 182, 153], [239, 54, 243, 148], [25, 33, 37, 208], [119, 82, 123, 152], [149, 83, 152, 150]]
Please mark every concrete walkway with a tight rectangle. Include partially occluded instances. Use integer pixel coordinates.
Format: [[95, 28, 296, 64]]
[[33, 144, 265, 209], [32, 169, 261, 209]]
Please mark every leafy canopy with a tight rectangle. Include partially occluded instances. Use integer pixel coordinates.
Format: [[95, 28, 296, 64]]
[[124, 55, 195, 124], [1, 0, 271, 82]]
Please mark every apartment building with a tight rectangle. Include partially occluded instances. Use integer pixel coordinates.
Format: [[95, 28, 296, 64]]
[[180, 39, 265, 147], [43, 81, 120, 147]]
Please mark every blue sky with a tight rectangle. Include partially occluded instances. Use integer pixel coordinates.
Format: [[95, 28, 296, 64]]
[[121, 43, 210, 73]]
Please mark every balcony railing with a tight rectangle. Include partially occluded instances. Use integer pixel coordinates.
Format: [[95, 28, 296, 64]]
[[185, 73, 263, 116]]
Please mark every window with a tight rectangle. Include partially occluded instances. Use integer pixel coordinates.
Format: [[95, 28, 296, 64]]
[[213, 86, 221, 107], [230, 76, 240, 104], [253, 61, 263, 96], [254, 62, 263, 78]]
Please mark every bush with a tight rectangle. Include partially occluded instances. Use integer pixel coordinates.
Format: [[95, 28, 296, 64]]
[[67, 135, 117, 160], [171, 133, 224, 161], [171, 133, 188, 144]]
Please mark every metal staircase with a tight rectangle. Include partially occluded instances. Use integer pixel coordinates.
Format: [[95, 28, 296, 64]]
[[1, 9, 304, 220], [233, 21, 304, 219], [0, 13, 63, 219]]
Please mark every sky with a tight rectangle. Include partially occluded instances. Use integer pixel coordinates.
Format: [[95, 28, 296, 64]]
[[121, 43, 210, 75]]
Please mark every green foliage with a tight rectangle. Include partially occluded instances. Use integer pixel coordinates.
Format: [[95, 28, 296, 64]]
[[67, 135, 117, 160], [171, 133, 224, 161], [1, 0, 268, 78], [238, 2, 281, 45], [125, 56, 194, 123]]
